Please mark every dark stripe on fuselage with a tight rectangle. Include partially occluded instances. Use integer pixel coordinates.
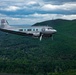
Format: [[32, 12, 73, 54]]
[[0, 28, 33, 36], [0, 28, 52, 38]]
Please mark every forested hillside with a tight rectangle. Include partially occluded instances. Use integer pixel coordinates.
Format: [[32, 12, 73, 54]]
[[0, 19, 76, 75]]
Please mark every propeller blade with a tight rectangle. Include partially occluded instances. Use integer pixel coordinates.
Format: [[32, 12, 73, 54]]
[[40, 34, 43, 41]]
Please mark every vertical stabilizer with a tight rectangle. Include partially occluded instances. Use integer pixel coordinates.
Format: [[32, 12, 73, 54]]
[[0, 19, 9, 28]]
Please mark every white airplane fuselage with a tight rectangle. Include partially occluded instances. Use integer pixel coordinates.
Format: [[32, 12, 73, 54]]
[[0, 19, 57, 41]]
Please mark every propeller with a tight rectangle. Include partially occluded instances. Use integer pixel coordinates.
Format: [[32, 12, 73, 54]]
[[39, 34, 43, 41]]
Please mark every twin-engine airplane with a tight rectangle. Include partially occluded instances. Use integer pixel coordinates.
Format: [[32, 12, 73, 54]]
[[0, 19, 57, 41]]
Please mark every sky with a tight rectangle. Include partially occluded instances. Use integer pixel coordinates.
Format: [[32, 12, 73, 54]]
[[0, 0, 76, 25]]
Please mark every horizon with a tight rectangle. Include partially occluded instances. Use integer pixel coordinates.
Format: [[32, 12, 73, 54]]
[[10, 19, 76, 26]]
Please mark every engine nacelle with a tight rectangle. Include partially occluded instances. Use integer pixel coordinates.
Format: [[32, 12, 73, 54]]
[[33, 32, 40, 37]]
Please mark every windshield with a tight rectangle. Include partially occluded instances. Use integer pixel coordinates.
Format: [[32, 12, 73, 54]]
[[48, 27, 52, 29]]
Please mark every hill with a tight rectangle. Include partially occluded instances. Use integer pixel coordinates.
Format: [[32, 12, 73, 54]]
[[0, 19, 76, 75]]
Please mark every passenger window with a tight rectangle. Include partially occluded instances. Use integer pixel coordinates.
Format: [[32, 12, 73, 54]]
[[19, 29, 23, 31], [33, 29, 35, 31], [24, 29, 26, 31], [36, 29, 38, 31], [27, 29, 31, 31], [48, 28, 52, 29]]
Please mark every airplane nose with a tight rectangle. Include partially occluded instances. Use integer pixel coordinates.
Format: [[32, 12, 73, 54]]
[[53, 29, 57, 33]]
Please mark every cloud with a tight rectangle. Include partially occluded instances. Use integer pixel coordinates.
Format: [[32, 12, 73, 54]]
[[0, 13, 76, 25], [0, 0, 76, 25], [61, 15, 76, 20], [0, 0, 76, 13], [1, 6, 21, 11], [27, 1, 39, 5], [42, 4, 59, 10], [43, 0, 76, 4], [42, 3, 76, 11], [1, 2, 76, 16]]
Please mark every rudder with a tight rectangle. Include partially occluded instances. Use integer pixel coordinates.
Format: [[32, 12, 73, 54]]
[[0, 19, 9, 28]]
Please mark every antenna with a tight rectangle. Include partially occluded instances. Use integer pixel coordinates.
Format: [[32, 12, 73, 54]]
[[6, 20, 9, 25]]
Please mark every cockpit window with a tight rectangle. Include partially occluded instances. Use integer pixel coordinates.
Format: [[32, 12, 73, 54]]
[[48, 28, 52, 29]]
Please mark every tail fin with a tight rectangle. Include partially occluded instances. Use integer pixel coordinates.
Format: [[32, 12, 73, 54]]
[[0, 19, 9, 28]]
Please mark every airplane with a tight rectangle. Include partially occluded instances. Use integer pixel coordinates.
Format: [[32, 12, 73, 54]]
[[0, 19, 57, 41]]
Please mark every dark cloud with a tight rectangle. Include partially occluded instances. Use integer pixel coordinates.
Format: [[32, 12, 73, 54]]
[[0, 7, 76, 19], [43, 0, 76, 4]]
